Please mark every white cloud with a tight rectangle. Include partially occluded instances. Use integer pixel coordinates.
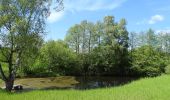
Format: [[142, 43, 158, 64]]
[[47, 11, 64, 23], [64, 0, 127, 12], [148, 15, 164, 24], [47, 0, 127, 23]]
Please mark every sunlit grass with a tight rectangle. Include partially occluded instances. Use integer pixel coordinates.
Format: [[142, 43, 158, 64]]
[[0, 75, 170, 100]]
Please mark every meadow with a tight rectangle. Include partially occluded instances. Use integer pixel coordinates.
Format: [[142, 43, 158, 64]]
[[0, 75, 170, 100]]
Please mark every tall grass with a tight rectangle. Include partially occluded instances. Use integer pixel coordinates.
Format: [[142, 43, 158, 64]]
[[0, 75, 170, 100]]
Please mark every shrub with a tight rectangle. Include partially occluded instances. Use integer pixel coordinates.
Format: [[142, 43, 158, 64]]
[[165, 65, 170, 74], [143, 67, 161, 77]]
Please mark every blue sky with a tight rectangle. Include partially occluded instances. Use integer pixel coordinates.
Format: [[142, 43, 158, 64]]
[[45, 0, 170, 40]]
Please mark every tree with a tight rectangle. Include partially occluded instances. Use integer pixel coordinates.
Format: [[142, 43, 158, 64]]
[[103, 16, 116, 45], [157, 32, 170, 53], [0, 0, 63, 91], [129, 32, 138, 59], [65, 24, 82, 54], [115, 18, 129, 75], [95, 21, 104, 46], [34, 40, 79, 76], [102, 16, 130, 75], [65, 20, 96, 54], [146, 29, 157, 47], [86, 22, 95, 53], [65, 16, 130, 76]]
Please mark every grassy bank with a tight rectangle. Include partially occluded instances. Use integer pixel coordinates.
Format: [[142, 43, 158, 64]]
[[0, 75, 170, 100]]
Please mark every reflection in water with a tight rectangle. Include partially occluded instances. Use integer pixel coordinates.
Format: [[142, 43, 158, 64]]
[[74, 77, 138, 90]]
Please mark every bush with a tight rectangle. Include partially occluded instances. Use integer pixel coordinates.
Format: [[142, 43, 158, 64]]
[[130, 46, 168, 77], [165, 65, 170, 74], [143, 67, 161, 77], [26, 40, 81, 77]]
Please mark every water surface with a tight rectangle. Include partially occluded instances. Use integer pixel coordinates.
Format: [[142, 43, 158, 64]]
[[0, 76, 138, 90]]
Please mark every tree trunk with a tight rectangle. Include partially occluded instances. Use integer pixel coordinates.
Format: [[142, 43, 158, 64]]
[[0, 64, 7, 81], [0, 64, 14, 91], [5, 78, 14, 91]]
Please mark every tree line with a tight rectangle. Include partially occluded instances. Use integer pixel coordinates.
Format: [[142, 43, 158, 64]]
[[23, 16, 170, 78]]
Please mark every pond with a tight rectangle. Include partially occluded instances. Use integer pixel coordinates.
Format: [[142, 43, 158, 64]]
[[74, 76, 138, 90], [0, 76, 138, 90]]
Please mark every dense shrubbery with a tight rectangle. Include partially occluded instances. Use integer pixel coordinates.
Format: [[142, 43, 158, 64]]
[[130, 46, 168, 77], [23, 40, 81, 77], [18, 42, 170, 77], [129, 29, 170, 77]]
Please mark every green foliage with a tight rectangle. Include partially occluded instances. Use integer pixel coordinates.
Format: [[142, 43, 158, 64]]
[[27, 40, 80, 76], [130, 46, 168, 77], [165, 65, 170, 74], [65, 16, 130, 76], [0, 0, 63, 91], [1, 8, 168, 78], [143, 67, 161, 77]]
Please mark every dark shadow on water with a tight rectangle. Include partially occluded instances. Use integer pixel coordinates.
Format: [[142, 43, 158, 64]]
[[74, 76, 139, 90]]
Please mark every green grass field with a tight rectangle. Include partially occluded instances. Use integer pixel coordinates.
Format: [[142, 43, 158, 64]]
[[0, 75, 170, 100]]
